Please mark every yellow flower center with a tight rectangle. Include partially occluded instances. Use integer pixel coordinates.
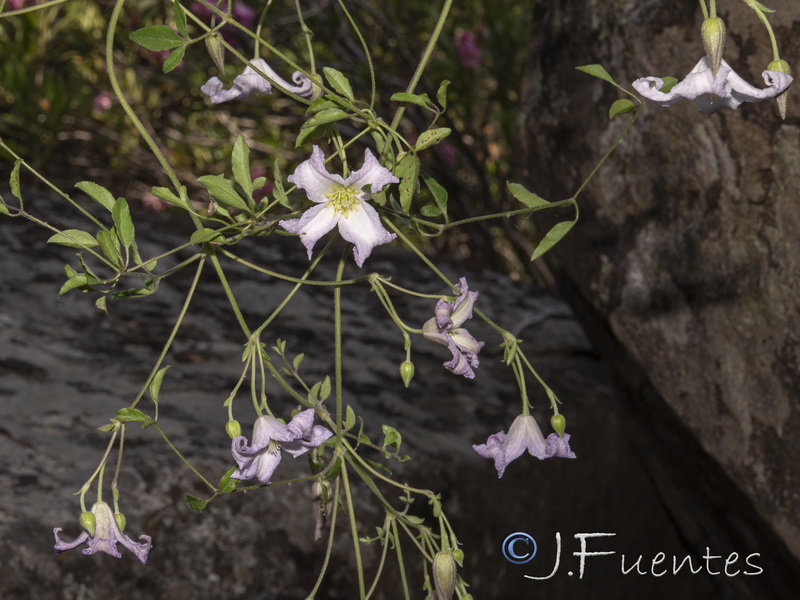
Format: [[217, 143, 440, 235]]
[[326, 184, 360, 217]]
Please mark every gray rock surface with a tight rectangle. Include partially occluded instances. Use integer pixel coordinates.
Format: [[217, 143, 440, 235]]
[[518, 0, 800, 569]]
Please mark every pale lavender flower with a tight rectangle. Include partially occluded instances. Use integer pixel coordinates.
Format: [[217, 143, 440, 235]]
[[201, 58, 313, 104], [422, 277, 485, 379], [53, 501, 152, 563], [473, 414, 576, 478], [279, 146, 398, 267], [231, 409, 333, 485], [632, 57, 793, 114]]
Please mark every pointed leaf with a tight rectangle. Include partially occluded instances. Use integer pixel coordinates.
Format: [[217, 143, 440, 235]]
[[322, 67, 354, 100], [273, 159, 289, 207], [198, 175, 250, 211], [414, 127, 451, 151], [130, 26, 184, 51], [97, 229, 122, 264], [575, 64, 617, 85], [75, 181, 115, 212], [231, 135, 252, 198], [185, 494, 209, 511], [112, 197, 135, 249], [58, 273, 98, 296], [395, 154, 419, 214], [149, 365, 170, 405], [48, 229, 99, 249], [162, 45, 186, 73], [115, 408, 154, 427], [10, 159, 22, 201], [151, 186, 188, 209], [421, 172, 447, 217], [530, 220, 576, 261], [436, 80, 450, 109], [390, 92, 434, 109], [173, 2, 188, 37], [507, 182, 549, 208], [609, 98, 636, 120], [302, 107, 349, 129]]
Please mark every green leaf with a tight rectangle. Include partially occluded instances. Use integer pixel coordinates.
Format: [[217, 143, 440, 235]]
[[575, 64, 617, 86], [58, 273, 98, 296], [151, 186, 188, 209], [609, 98, 636, 120], [185, 494, 209, 512], [112, 284, 157, 299], [10, 159, 22, 201], [421, 172, 447, 217], [130, 26, 185, 51], [95, 295, 108, 314], [149, 365, 171, 405], [190, 227, 224, 244], [162, 45, 186, 73], [173, 1, 188, 37], [218, 467, 239, 494], [320, 375, 331, 401], [115, 408, 155, 427], [420, 204, 441, 217], [75, 181, 115, 212], [531, 220, 576, 261], [395, 154, 419, 214], [292, 353, 305, 370], [0, 195, 12, 216], [659, 76, 678, 93], [302, 108, 349, 129], [507, 182, 549, 208], [414, 127, 451, 151], [296, 124, 325, 147], [322, 67, 354, 100], [198, 175, 250, 212], [231, 135, 252, 199], [112, 197, 135, 250], [381, 424, 402, 450], [344, 405, 356, 430], [97, 229, 122, 264], [390, 92, 434, 109], [273, 159, 289, 207], [47, 229, 99, 249], [437, 81, 451, 110]]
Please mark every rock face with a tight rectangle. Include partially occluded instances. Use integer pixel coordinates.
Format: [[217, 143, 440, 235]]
[[518, 0, 800, 563]]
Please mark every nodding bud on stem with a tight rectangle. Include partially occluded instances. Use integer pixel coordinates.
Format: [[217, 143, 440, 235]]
[[551, 414, 566, 437], [702, 17, 726, 77], [768, 59, 791, 119], [225, 419, 242, 439], [79, 511, 96, 537], [114, 512, 127, 532], [432, 551, 457, 600], [399, 361, 415, 388], [205, 35, 226, 73]]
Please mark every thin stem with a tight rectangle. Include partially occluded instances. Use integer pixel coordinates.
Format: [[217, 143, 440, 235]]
[[392, 519, 412, 600], [341, 464, 366, 598], [210, 252, 251, 336], [153, 423, 216, 491], [306, 475, 341, 600], [334, 249, 347, 436]]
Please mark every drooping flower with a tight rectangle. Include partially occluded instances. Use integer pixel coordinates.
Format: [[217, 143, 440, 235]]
[[279, 146, 399, 267], [473, 414, 576, 478], [422, 277, 485, 379], [231, 409, 333, 485], [201, 58, 313, 104], [632, 57, 793, 114], [53, 501, 152, 563]]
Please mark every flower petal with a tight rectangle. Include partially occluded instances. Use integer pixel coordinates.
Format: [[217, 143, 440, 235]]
[[442, 337, 476, 379], [287, 146, 343, 204], [200, 77, 244, 104], [505, 415, 548, 461], [233, 58, 274, 96], [448, 278, 478, 328], [449, 328, 484, 366], [343, 148, 399, 194], [545, 433, 577, 459], [282, 425, 334, 457], [336, 200, 397, 267], [472, 431, 510, 478], [280, 203, 341, 260]]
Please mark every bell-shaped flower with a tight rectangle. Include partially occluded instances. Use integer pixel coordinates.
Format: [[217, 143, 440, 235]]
[[201, 58, 313, 104], [53, 501, 152, 563], [632, 57, 793, 114], [422, 277, 485, 379], [473, 414, 576, 478], [279, 146, 399, 267], [231, 409, 333, 485]]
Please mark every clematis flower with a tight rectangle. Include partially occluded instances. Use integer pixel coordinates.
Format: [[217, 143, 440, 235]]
[[231, 409, 333, 485], [632, 57, 793, 114], [473, 414, 576, 478], [279, 146, 399, 267], [53, 501, 152, 563], [422, 277, 485, 379], [201, 58, 313, 104]]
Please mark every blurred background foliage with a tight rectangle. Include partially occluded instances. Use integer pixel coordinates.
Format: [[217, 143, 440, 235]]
[[1, 0, 541, 278]]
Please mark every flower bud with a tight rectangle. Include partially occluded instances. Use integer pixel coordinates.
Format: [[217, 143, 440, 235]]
[[768, 59, 791, 120], [399, 361, 415, 388], [225, 419, 242, 439], [432, 551, 457, 600], [551, 414, 566, 437], [79, 511, 96, 537], [702, 17, 726, 77], [114, 512, 127, 532], [205, 34, 226, 73]]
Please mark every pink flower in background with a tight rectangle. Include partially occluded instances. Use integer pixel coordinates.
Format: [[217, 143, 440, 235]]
[[456, 30, 481, 69], [249, 167, 275, 202], [191, 1, 256, 46], [142, 193, 169, 212], [92, 92, 114, 112]]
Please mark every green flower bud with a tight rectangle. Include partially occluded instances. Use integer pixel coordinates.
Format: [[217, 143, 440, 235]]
[[702, 17, 726, 77], [114, 511, 127, 532], [205, 34, 226, 74], [432, 551, 457, 600], [399, 361, 415, 388], [768, 59, 791, 120], [225, 419, 242, 439], [79, 511, 96, 537], [551, 413, 566, 437]]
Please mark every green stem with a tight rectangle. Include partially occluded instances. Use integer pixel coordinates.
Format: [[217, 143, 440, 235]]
[[210, 252, 251, 336], [392, 519, 412, 600], [334, 250, 347, 436], [306, 475, 341, 600], [341, 464, 366, 598], [153, 423, 216, 491]]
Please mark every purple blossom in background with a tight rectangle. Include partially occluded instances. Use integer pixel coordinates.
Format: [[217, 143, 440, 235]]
[[191, 1, 257, 46], [456, 30, 481, 69], [231, 409, 333, 485], [632, 57, 793, 113], [422, 277, 484, 379], [473, 414, 576, 478], [280, 146, 398, 267], [53, 501, 152, 563]]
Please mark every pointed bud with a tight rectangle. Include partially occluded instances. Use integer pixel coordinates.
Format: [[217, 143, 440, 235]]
[[114, 511, 127, 532], [225, 419, 242, 439], [205, 34, 226, 74], [432, 551, 457, 600], [79, 511, 96, 537], [399, 361, 415, 387], [768, 59, 791, 119], [701, 17, 726, 77], [551, 414, 566, 437]]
